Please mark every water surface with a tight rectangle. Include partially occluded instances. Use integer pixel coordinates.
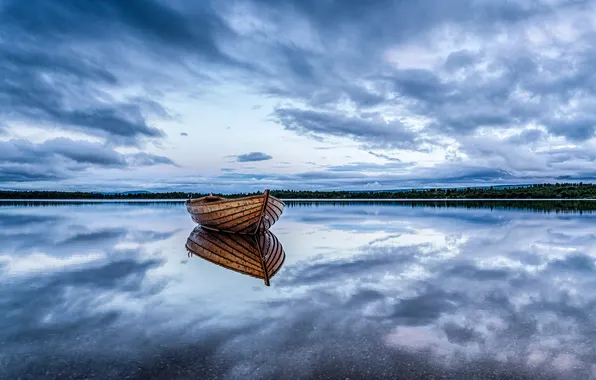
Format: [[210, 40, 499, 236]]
[[1, 201, 596, 379]]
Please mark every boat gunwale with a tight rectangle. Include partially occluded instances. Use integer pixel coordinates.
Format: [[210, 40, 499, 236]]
[[185, 193, 286, 207]]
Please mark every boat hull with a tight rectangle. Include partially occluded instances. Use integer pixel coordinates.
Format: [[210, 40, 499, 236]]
[[185, 191, 284, 233], [186, 226, 285, 285]]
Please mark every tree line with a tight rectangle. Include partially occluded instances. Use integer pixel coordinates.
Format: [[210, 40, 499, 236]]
[[1, 183, 596, 200]]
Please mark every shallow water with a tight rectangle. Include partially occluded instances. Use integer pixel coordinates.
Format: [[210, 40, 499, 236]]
[[1, 201, 596, 379]]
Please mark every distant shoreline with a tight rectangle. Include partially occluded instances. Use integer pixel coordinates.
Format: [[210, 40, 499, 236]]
[[2, 183, 596, 200]]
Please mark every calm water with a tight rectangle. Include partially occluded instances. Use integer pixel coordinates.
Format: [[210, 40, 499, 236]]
[[2, 201, 596, 379]]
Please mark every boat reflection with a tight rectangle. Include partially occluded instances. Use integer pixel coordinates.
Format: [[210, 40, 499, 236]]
[[186, 226, 286, 286]]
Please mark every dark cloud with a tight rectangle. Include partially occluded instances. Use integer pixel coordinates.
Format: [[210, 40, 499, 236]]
[[44, 138, 128, 166], [273, 108, 422, 150], [443, 50, 478, 72], [235, 152, 273, 162], [547, 255, 596, 273], [0, 138, 176, 182], [546, 116, 596, 142], [0, 166, 68, 182], [127, 152, 178, 167], [367, 151, 402, 162], [507, 129, 545, 144], [0, 139, 123, 166]]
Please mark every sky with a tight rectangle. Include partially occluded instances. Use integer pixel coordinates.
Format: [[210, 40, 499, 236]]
[[2, 0, 596, 193]]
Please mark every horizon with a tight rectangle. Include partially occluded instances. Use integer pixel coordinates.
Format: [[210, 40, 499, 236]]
[[0, 182, 568, 194], [0, 182, 593, 196], [2, 1, 596, 192]]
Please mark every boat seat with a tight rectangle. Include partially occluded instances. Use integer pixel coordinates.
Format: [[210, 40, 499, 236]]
[[204, 195, 224, 202]]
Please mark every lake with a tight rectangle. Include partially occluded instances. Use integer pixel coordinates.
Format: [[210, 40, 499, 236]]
[[1, 201, 596, 379]]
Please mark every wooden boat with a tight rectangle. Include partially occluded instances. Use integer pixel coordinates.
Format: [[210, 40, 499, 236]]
[[185, 189, 285, 234], [186, 226, 285, 286]]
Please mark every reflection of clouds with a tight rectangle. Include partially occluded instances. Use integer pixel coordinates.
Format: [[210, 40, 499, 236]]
[[267, 204, 596, 378], [0, 257, 163, 344], [4, 202, 596, 379], [0, 203, 184, 379], [0, 205, 182, 259], [0, 252, 105, 276], [0, 213, 63, 228]]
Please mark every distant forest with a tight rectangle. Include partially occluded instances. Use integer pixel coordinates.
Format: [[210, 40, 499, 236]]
[[2, 183, 596, 200]]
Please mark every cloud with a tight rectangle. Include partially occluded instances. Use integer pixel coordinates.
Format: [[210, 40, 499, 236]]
[[0, 42, 165, 145], [237, 0, 596, 185], [273, 108, 422, 150], [0, 0, 240, 146], [2, 0, 596, 189], [180, 132, 188, 136], [0, 138, 176, 182], [506, 129, 545, 145], [235, 152, 273, 162], [247, 0, 593, 141], [127, 152, 178, 167], [41, 138, 128, 166], [368, 151, 402, 162]]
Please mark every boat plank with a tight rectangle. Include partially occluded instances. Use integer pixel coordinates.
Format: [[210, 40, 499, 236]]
[[260, 232, 272, 255], [269, 244, 285, 274], [188, 197, 264, 214], [186, 234, 262, 270], [188, 227, 259, 259], [236, 220, 261, 234], [197, 232, 263, 267], [266, 204, 280, 221], [225, 233, 260, 255], [264, 208, 276, 228], [185, 242, 263, 276], [268, 198, 285, 216], [198, 203, 262, 223], [208, 209, 261, 230], [186, 233, 262, 268]]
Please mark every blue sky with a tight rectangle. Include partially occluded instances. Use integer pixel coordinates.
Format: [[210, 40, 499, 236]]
[[2, 0, 596, 193]]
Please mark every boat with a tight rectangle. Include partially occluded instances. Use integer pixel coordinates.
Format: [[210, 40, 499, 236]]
[[185, 226, 285, 286], [185, 189, 285, 234]]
